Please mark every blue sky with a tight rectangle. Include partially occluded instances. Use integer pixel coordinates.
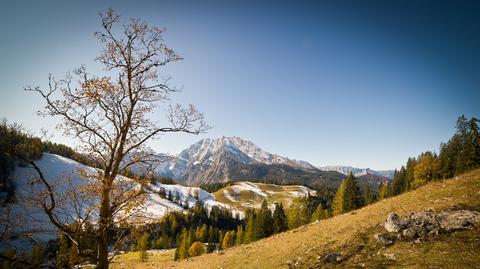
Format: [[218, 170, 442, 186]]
[[0, 0, 479, 170]]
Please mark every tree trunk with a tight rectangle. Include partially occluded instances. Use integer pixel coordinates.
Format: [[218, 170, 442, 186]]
[[97, 187, 111, 269]]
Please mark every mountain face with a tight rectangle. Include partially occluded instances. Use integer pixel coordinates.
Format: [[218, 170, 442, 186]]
[[155, 137, 323, 186], [318, 165, 395, 179]]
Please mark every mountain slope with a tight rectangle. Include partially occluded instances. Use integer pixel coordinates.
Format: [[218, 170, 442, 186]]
[[152, 137, 394, 188], [0, 153, 227, 246], [159, 169, 480, 268]]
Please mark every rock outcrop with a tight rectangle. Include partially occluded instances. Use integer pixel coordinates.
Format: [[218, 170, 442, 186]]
[[377, 209, 480, 244]]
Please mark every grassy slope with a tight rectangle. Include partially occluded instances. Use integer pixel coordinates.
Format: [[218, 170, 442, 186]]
[[164, 169, 480, 268], [213, 182, 313, 211], [110, 249, 175, 269]]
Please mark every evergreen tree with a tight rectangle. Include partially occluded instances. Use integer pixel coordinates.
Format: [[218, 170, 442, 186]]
[[235, 225, 244, 245], [363, 184, 374, 205], [254, 200, 273, 239], [287, 201, 308, 228], [333, 173, 362, 215], [207, 226, 215, 243], [174, 229, 189, 260], [332, 180, 346, 215], [243, 210, 256, 243], [138, 232, 149, 262], [392, 166, 407, 195], [221, 231, 235, 249], [404, 157, 417, 191], [218, 230, 225, 250], [310, 203, 328, 222], [469, 117, 480, 168], [378, 181, 390, 200], [272, 203, 288, 233]]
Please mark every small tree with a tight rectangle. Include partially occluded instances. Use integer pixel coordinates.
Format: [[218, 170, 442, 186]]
[[235, 225, 244, 246], [310, 203, 328, 222], [272, 203, 288, 233], [138, 232, 149, 262], [188, 242, 206, 257], [378, 182, 390, 200], [332, 180, 346, 215], [287, 202, 308, 229], [221, 231, 235, 250], [332, 173, 362, 215]]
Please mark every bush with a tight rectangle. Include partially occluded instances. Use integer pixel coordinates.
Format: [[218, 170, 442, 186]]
[[188, 242, 206, 257]]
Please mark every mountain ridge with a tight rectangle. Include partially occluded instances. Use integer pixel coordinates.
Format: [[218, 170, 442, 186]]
[[152, 136, 393, 187]]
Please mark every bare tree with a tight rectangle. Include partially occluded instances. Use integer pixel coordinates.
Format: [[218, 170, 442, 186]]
[[24, 9, 209, 269]]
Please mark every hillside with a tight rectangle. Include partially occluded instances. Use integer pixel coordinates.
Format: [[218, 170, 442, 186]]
[[142, 169, 480, 268], [213, 182, 316, 211], [0, 153, 227, 247]]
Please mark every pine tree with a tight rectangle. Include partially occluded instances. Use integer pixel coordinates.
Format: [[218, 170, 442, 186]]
[[404, 157, 417, 191], [469, 117, 480, 168], [254, 200, 273, 239], [207, 225, 215, 243], [363, 184, 374, 205], [333, 173, 362, 215], [287, 201, 308, 228], [455, 115, 473, 173], [235, 225, 244, 245], [392, 167, 407, 195], [332, 180, 346, 215], [378, 181, 390, 200], [243, 210, 256, 243], [272, 203, 288, 233], [218, 230, 225, 249], [175, 229, 189, 260], [138, 232, 150, 262], [310, 203, 328, 222], [344, 173, 363, 209], [221, 231, 235, 249]]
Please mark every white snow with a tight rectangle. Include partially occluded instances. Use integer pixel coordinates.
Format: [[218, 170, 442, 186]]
[[222, 189, 237, 202], [231, 182, 268, 197], [0, 153, 235, 249]]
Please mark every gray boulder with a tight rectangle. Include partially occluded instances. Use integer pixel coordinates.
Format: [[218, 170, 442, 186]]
[[374, 233, 394, 246], [384, 213, 409, 232], [436, 210, 480, 231]]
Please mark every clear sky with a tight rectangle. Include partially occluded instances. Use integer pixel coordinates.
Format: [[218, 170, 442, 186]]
[[0, 0, 479, 170]]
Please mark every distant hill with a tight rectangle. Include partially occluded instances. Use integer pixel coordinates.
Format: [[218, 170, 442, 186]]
[[213, 181, 316, 212]]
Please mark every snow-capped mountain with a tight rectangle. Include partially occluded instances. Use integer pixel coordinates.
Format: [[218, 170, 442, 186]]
[[155, 136, 318, 185], [318, 165, 395, 179]]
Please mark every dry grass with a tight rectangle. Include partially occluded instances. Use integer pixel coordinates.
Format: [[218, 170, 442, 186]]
[[109, 249, 175, 269], [116, 169, 480, 268]]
